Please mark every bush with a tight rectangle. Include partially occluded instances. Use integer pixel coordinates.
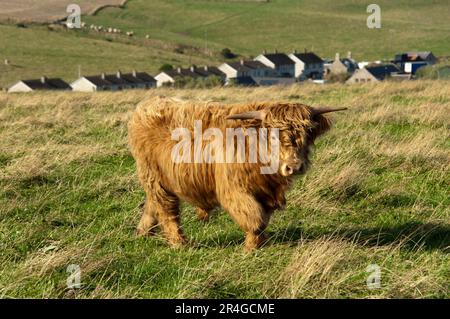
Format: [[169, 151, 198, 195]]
[[221, 48, 237, 59], [159, 64, 174, 72], [172, 75, 224, 89], [415, 64, 450, 79], [324, 72, 350, 83]]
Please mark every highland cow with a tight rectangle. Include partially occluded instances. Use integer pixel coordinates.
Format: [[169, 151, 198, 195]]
[[128, 97, 345, 250]]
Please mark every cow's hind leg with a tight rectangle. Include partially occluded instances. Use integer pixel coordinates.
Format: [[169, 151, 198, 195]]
[[137, 197, 158, 236], [152, 185, 186, 248], [221, 192, 271, 250]]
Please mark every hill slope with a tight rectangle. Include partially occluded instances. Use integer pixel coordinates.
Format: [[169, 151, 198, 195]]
[[1, 0, 449, 88], [83, 0, 450, 60], [0, 81, 448, 298]]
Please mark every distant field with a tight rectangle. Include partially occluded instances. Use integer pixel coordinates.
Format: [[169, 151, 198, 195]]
[[83, 0, 450, 60], [1, 0, 449, 88], [0, 0, 126, 23], [0, 81, 448, 298]]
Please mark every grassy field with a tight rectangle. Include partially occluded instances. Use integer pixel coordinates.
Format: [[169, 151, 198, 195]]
[[1, 0, 450, 88], [0, 23, 217, 89], [84, 0, 450, 60], [0, 81, 448, 298]]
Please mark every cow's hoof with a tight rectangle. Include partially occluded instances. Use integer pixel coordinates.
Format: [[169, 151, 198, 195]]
[[136, 225, 158, 237], [196, 208, 210, 222], [168, 236, 188, 248], [244, 233, 268, 251]]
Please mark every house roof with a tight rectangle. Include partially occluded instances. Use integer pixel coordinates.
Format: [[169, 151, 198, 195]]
[[84, 72, 155, 86], [121, 72, 156, 84], [227, 60, 268, 72], [292, 52, 323, 64], [365, 64, 400, 80], [406, 51, 434, 60], [395, 51, 435, 63], [193, 66, 226, 77], [165, 68, 202, 79], [20, 78, 71, 90], [105, 74, 129, 85], [84, 75, 113, 87], [135, 72, 156, 82], [261, 53, 295, 66]]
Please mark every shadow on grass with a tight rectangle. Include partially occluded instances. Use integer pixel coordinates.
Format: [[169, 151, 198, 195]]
[[134, 215, 449, 252], [268, 221, 450, 252]]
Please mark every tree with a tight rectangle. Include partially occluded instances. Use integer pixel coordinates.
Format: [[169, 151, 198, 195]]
[[159, 64, 174, 72], [221, 48, 237, 59]]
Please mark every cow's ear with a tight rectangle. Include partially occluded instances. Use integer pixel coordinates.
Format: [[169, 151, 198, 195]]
[[227, 110, 267, 121]]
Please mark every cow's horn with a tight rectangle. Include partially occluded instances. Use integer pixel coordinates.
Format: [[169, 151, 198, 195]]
[[226, 110, 266, 121], [311, 107, 348, 116]]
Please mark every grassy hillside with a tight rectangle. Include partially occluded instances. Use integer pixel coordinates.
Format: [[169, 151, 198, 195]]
[[1, 0, 450, 88], [0, 24, 218, 89], [0, 81, 448, 298], [83, 0, 450, 60]]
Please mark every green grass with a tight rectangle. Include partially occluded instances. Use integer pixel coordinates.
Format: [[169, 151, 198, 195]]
[[1, 0, 450, 88], [0, 81, 449, 298]]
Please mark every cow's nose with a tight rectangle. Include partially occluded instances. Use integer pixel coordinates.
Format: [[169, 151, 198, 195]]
[[281, 163, 294, 176], [285, 165, 294, 175]]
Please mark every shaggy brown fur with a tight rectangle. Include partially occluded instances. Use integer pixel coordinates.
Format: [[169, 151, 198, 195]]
[[128, 97, 334, 249]]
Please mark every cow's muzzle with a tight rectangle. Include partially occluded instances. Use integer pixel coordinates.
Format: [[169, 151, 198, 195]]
[[280, 161, 301, 177]]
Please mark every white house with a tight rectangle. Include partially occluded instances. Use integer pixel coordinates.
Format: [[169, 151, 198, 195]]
[[346, 64, 400, 84], [155, 67, 201, 87], [71, 71, 155, 92], [253, 52, 296, 78], [8, 77, 71, 93], [288, 51, 324, 80], [218, 60, 295, 86], [218, 60, 270, 84]]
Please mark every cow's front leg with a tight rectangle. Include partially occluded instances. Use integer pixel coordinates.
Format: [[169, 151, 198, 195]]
[[137, 197, 158, 236], [221, 192, 271, 250]]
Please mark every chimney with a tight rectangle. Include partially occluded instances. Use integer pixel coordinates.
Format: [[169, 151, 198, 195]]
[[204, 65, 208, 71], [190, 65, 195, 72], [335, 53, 340, 61], [40, 76, 47, 84], [347, 51, 352, 59], [116, 70, 122, 78], [240, 59, 244, 66], [132, 69, 137, 77], [177, 67, 181, 74], [101, 73, 106, 80]]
